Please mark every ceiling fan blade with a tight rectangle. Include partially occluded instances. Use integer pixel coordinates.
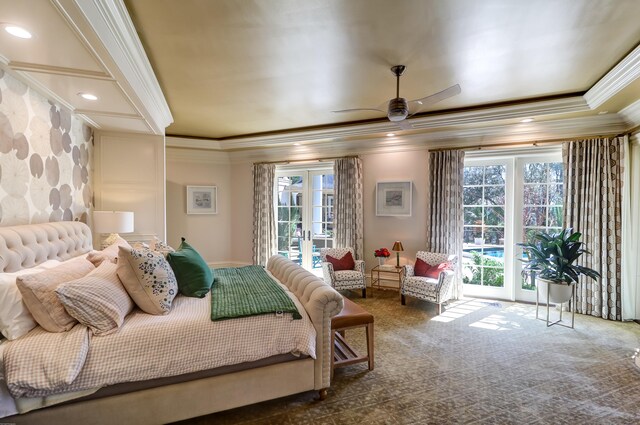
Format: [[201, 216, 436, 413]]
[[409, 84, 461, 111], [332, 108, 384, 113], [396, 119, 413, 130]]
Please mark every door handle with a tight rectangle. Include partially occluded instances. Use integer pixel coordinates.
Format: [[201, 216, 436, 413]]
[[307, 230, 311, 241]]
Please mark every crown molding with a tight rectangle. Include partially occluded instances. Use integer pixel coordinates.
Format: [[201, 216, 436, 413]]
[[8, 62, 112, 79], [178, 96, 588, 151], [585, 44, 640, 109], [223, 114, 626, 164], [53, 0, 173, 135], [619, 99, 640, 127], [166, 136, 223, 150]]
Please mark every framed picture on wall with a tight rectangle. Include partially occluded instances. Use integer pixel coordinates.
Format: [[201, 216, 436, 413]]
[[376, 181, 412, 216], [186, 186, 217, 214]]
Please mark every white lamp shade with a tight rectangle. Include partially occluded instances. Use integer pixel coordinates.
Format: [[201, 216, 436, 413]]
[[93, 211, 134, 234]]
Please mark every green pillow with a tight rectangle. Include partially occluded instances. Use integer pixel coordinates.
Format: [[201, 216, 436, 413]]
[[167, 238, 213, 298]]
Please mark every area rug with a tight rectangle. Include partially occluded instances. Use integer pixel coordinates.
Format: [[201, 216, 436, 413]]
[[175, 289, 640, 424]]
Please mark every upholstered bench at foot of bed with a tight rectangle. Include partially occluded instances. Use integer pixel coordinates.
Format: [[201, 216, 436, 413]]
[[330, 297, 374, 377]]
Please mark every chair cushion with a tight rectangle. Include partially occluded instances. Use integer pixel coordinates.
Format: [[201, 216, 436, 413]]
[[326, 251, 355, 271], [403, 276, 439, 299], [334, 270, 364, 281]]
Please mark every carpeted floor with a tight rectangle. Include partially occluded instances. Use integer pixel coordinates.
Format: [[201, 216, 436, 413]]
[[175, 289, 640, 424]]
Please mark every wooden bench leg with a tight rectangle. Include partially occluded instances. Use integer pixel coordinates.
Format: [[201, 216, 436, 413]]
[[366, 323, 374, 370], [362, 287, 366, 298], [318, 388, 328, 400], [330, 330, 336, 379], [401, 294, 406, 305]]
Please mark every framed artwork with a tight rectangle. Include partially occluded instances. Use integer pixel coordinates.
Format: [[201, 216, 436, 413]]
[[186, 186, 217, 214], [376, 181, 412, 216]]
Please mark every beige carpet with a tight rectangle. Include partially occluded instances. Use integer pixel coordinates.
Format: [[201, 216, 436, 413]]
[[175, 289, 640, 424]]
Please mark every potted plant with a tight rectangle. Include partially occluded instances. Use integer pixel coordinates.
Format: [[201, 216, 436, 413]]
[[518, 228, 600, 304], [374, 247, 391, 266]]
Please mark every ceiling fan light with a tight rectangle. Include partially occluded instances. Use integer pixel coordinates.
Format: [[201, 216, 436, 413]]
[[388, 97, 408, 121]]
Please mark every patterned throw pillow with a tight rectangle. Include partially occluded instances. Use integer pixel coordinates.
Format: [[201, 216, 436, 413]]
[[116, 246, 178, 315], [326, 251, 355, 271], [150, 237, 175, 257], [56, 262, 134, 335]]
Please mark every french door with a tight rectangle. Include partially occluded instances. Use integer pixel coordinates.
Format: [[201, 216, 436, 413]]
[[275, 168, 334, 271], [463, 151, 563, 302]]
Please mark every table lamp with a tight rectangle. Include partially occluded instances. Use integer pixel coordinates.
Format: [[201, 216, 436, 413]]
[[392, 240, 404, 268], [93, 211, 134, 248]]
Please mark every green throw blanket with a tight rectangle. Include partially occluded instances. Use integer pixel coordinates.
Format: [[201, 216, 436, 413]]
[[211, 265, 302, 321]]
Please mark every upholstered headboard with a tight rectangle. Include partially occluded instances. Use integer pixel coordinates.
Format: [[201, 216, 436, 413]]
[[0, 222, 93, 273]]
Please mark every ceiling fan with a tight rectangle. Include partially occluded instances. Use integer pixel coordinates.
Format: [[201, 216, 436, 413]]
[[332, 65, 461, 130]]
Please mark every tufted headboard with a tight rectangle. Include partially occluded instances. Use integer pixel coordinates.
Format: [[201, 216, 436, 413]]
[[0, 221, 93, 273]]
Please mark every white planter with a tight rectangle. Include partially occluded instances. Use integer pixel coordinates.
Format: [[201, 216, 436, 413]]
[[377, 257, 387, 266], [537, 278, 574, 304]]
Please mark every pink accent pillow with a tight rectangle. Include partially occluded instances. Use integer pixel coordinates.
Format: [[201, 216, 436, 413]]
[[425, 262, 450, 279], [326, 251, 355, 271]]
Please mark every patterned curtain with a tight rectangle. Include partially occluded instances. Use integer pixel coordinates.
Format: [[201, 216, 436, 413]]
[[333, 157, 364, 259], [563, 137, 625, 321], [427, 150, 465, 299], [252, 163, 276, 266]]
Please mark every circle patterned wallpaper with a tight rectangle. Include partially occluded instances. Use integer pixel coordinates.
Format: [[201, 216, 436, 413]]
[[0, 70, 93, 226]]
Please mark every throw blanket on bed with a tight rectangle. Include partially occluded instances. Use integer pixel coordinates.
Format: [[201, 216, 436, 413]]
[[212, 266, 302, 321]]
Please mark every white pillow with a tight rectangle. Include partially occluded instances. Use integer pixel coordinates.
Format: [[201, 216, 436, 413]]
[[0, 260, 61, 340], [86, 235, 131, 267]]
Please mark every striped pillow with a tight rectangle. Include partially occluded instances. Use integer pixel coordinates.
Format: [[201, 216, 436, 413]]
[[56, 262, 134, 336]]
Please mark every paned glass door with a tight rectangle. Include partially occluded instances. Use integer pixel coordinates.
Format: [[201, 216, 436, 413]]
[[462, 161, 513, 299], [276, 168, 334, 271]]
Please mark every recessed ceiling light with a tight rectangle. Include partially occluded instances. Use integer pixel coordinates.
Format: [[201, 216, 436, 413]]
[[4, 25, 31, 39], [520, 118, 534, 123], [293, 142, 301, 146], [386, 133, 395, 137], [78, 92, 98, 101], [598, 111, 608, 115]]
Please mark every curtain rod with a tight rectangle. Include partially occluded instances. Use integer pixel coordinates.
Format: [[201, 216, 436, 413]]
[[254, 155, 358, 165], [428, 130, 631, 153]]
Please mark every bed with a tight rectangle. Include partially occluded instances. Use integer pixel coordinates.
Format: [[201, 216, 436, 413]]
[[0, 221, 343, 424]]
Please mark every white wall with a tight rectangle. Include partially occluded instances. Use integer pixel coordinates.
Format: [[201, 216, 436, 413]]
[[361, 149, 429, 274], [164, 149, 431, 274], [229, 162, 254, 264], [166, 148, 233, 264], [93, 131, 166, 247]]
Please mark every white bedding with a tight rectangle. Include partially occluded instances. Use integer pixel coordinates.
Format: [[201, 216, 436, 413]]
[[3, 272, 316, 401]]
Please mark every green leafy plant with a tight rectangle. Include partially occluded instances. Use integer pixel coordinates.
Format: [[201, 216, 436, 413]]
[[517, 228, 600, 284]]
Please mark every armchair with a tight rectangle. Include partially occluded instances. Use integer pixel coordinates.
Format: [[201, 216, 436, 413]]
[[319, 247, 366, 298], [401, 251, 457, 314]]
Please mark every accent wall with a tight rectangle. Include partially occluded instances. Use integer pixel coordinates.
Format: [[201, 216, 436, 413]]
[[0, 70, 93, 225]]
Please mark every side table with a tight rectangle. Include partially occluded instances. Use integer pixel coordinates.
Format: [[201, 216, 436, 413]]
[[371, 265, 404, 295]]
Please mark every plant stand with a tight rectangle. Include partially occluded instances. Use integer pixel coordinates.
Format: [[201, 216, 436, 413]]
[[535, 281, 576, 329]]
